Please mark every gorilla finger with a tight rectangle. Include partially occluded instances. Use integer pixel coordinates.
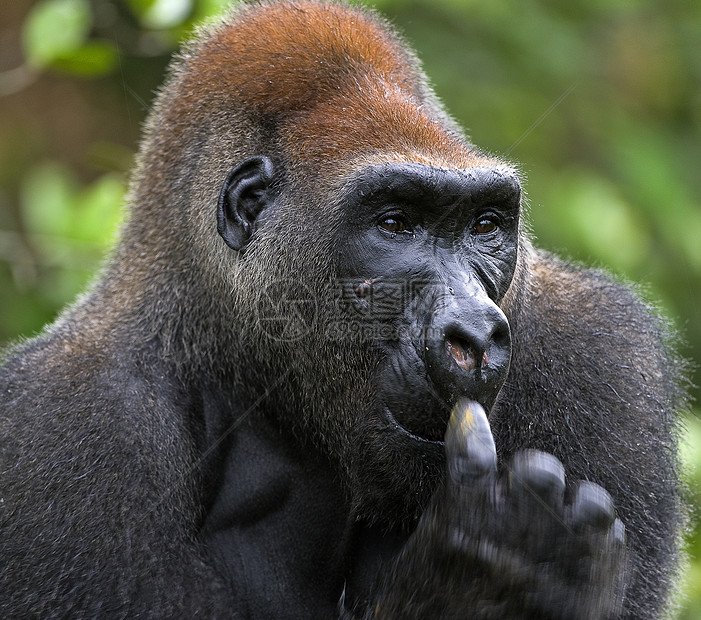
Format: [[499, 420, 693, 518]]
[[509, 450, 566, 512], [445, 398, 497, 486], [610, 518, 626, 547], [570, 481, 617, 532]]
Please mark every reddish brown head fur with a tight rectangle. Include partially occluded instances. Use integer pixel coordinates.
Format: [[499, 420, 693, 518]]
[[180, 0, 490, 171], [190, 1, 421, 116]]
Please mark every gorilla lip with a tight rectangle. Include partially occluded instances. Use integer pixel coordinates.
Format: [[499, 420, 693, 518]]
[[382, 405, 446, 445]]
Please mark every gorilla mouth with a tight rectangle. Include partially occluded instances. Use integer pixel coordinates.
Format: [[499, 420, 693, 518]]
[[381, 399, 450, 444], [383, 406, 447, 444], [374, 341, 456, 443]]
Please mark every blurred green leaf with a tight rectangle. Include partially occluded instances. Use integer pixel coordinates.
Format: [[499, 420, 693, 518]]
[[127, 0, 193, 29], [193, 0, 232, 22], [15, 163, 124, 313], [125, 0, 155, 16], [531, 169, 650, 273], [22, 0, 92, 69], [74, 175, 124, 248], [51, 41, 119, 76], [20, 162, 77, 238], [610, 122, 701, 270], [21, 163, 124, 245]]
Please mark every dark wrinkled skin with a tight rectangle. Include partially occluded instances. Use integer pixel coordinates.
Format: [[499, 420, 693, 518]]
[[338, 164, 517, 441]]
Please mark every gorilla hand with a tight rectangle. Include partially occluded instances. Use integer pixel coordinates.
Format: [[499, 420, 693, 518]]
[[372, 400, 628, 620]]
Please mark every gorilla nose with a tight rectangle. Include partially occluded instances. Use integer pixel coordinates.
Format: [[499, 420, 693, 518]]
[[444, 317, 509, 375], [426, 305, 511, 407]]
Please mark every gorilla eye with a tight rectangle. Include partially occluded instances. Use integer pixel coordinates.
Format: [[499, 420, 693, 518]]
[[378, 213, 411, 235], [474, 216, 498, 235]]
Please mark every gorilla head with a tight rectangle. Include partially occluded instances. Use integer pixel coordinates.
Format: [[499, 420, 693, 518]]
[[216, 149, 521, 521]]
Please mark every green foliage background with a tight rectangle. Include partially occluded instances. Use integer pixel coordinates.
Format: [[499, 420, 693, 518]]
[[1, 0, 700, 615]]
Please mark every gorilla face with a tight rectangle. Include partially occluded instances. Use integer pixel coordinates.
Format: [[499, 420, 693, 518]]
[[219, 157, 522, 521], [336, 163, 520, 443]]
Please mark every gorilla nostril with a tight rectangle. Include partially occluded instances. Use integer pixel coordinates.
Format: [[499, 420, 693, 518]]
[[354, 279, 373, 299], [445, 337, 478, 373], [491, 322, 510, 350]]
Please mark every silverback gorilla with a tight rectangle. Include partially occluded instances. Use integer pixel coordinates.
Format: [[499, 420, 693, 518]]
[[0, 1, 686, 618]]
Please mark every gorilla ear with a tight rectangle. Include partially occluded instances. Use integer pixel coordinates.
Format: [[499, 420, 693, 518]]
[[217, 156, 275, 251]]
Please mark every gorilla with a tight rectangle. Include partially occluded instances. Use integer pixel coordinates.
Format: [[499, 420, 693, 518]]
[[0, 1, 686, 618]]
